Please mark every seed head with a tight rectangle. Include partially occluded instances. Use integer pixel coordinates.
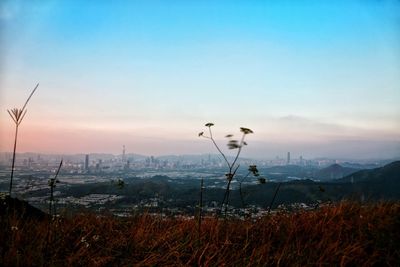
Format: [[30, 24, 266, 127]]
[[225, 173, 233, 181], [248, 165, 259, 176], [227, 140, 240, 149], [240, 127, 253, 134], [258, 177, 266, 184]]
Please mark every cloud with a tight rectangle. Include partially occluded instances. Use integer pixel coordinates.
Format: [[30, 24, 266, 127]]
[[244, 139, 400, 160], [278, 115, 344, 131], [267, 115, 399, 141]]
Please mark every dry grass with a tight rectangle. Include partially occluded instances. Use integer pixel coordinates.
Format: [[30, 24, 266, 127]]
[[1, 201, 399, 266]]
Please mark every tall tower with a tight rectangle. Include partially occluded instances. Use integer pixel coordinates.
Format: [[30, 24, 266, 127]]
[[122, 145, 126, 162], [287, 152, 290, 165], [85, 154, 89, 171]]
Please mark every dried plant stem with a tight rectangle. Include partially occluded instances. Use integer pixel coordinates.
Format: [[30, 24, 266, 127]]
[[207, 127, 230, 168], [221, 134, 245, 215], [200, 124, 253, 217], [49, 182, 54, 215], [198, 178, 204, 240], [239, 171, 251, 207], [230, 133, 245, 172], [21, 83, 39, 112], [268, 182, 282, 214], [204, 126, 248, 216], [7, 83, 39, 196], [222, 164, 240, 216], [9, 125, 19, 195], [49, 160, 63, 216]]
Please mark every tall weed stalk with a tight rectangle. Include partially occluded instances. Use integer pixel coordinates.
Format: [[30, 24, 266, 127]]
[[7, 83, 39, 196]]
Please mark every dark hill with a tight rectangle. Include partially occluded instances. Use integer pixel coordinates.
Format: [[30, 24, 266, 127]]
[[239, 161, 400, 206], [336, 161, 400, 184], [315, 164, 357, 181], [0, 195, 48, 220], [334, 161, 400, 200]]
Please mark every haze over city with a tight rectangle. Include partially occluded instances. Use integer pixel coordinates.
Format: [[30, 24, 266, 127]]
[[1, 1, 399, 159]]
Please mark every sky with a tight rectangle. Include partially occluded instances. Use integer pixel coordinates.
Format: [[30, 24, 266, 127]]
[[0, 0, 399, 159]]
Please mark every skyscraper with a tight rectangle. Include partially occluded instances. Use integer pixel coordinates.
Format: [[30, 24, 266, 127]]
[[122, 145, 126, 162], [287, 152, 290, 165], [85, 154, 89, 171]]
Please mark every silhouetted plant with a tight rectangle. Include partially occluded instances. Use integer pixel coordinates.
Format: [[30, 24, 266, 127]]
[[199, 123, 253, 215], [258, 177, 266, 184], [117, 178, 125, 189], [197, 178, 204, 239], [7, 83, 39, 196], [48, 159, 62, 217], [268, 182, 282, 214], [239, 165, 267, 207]]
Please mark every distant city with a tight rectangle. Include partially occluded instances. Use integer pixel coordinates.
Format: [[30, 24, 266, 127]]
[[0, 147, 398, 218], [1, 148, 395, 174]]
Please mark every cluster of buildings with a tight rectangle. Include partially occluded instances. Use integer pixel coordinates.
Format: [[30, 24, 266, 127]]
[[0, 148, 361, 178]]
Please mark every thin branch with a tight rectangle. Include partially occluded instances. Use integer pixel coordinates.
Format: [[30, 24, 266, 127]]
[[268, 182, 282, 214], [198, 178, 203, 240], [239, 171, 251, 184], [16, 109, 22, 121], [18, 110, 28, 125], [230, 133, 246, 171], [239, 171, 252, 208], [21, 83, 39, 112], [221, 164, 241, 213], [232, 164, 240, 176], [208, 127, 231, 169], [54, 159, 63, 180], [7, 110, 17, 124]]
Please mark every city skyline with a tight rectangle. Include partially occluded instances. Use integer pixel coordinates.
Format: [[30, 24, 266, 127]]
[[1, 1, 399, 159]]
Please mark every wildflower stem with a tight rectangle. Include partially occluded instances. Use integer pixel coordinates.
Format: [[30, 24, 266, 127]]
[[208, 127, 230, 169], [222, 164, 240, 216], [230, 133, 246, 172], [239, 171, 251, 207], [201, 124, 253, 217]]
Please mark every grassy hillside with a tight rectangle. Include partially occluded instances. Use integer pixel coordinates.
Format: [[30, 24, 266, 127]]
[[1, 201, 399, 266]]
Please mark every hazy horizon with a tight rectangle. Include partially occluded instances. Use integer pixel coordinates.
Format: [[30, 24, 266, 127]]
[[1, 140, 399, 162], [1, 1, 399, 159]]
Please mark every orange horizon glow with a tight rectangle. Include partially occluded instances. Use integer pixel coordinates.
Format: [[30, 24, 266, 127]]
[[1, 1, 399, 159], [0, 118, 399, 159]]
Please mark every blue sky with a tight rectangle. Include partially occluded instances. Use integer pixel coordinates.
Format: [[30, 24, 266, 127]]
[[0, 0, 399, 159]]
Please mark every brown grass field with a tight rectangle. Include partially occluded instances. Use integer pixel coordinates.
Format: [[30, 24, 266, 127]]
[[1, 201, 399, 266]]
